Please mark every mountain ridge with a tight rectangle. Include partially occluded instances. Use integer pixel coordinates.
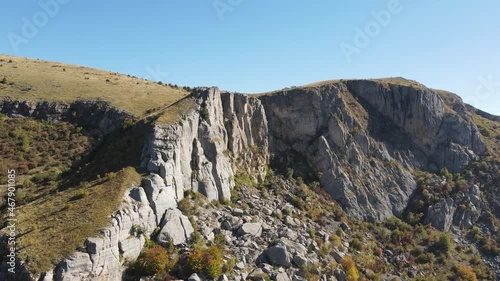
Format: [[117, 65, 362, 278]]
[[1, 56, 499, 280]]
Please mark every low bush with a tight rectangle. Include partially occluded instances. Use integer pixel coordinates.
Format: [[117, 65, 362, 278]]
[[433, 233, 452, 257], [479, 237, 500, 256], [132, 245, 169, 276], [340, 255, 359, 281], [187, 246, 223, 279], [453, 265, 477, 281], [330, 234, 342, 247]]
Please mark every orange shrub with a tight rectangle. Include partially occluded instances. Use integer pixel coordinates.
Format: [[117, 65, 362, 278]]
[[455, 265, 477, 281]]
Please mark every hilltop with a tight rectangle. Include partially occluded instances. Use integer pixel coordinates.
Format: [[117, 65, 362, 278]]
[[0, 54, 190, 117]]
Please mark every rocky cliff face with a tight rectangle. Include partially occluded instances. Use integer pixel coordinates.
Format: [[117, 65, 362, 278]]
[[140, 88, 269, 203], [35, 88, 269, 281], [0, 100, 132, 137], [258, 80, 486, 221]]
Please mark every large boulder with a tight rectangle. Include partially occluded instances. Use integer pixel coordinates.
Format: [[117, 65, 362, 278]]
[[238, 223, 263, 237], [157, 208, 194, 245], [265, 245, 291, 267]]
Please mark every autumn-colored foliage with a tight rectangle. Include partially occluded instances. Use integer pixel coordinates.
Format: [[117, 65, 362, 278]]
[[340, 255, 359, 281]]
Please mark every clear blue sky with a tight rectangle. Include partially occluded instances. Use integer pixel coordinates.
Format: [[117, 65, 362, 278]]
[[1, 0, 499, 115]]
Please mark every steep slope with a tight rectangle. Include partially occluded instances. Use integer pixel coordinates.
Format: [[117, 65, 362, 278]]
[[257, 78, 486, 222]]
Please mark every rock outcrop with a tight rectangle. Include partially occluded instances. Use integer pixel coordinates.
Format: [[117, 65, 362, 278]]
[[140, 88, 269, 203], [54, 185, 156, 281], [258, 80, 486, 221], [0, 100, 131, 136], [157, 209, 194, 246], [424, 184, 482, 231], [31, 88, 269, 281]]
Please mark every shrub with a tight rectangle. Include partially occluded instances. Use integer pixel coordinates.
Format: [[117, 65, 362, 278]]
[[330, 234, 342, 247], [454, 265, 477, 281], [440, 168, 452, 180], [468, 226, 481, 241], [190, 231, 204, 250], [340, 256, 359, 281], [214, 233, 226, 251], [469, 254, 481, 266], [350, 238, 363, 251], [121, 118, 135, 129], [479, 237, 500, 256], [17, 189, 27, 203], [106, 172, 117, 180], [136, 245, 169, 275], [23, 178, 35, 189], [70, 190, 90, 201], [222, 257, 236, 273], [131, 224, 146, 236], [301, 262, 321, 280], [433, 232, 452, 257], [415, 252, 434, 264], [178, 197, 193, 216], [187, 246, 223, 279], [204, 246, 223, 279], [200, 107, 209, 121], [187, 248, 204, 273], [375, 247, 383, 257]]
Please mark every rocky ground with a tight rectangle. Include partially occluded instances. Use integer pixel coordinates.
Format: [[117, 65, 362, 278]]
[[134, 172, 495, 281]]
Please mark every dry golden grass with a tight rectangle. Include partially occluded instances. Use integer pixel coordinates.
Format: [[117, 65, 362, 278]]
[[156, 97, 197, 124], [0, 54, 190, 116], [12, 167, 141, 274]]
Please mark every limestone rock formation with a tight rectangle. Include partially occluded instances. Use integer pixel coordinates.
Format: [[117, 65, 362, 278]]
[[29, 87, 270, 281], [0, 100, 131, 136], [157, 208, 194, 246], [258, 80, 486, 221], [424, 184, 482, 231], [140, 88, 269, 203]]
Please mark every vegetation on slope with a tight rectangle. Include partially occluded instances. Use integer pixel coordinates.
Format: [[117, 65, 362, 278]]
[[0, 114, 92, 203], [0, 114, 148, 274]]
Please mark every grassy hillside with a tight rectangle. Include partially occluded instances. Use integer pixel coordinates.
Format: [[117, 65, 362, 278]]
[[0, 54, 190, 117]]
